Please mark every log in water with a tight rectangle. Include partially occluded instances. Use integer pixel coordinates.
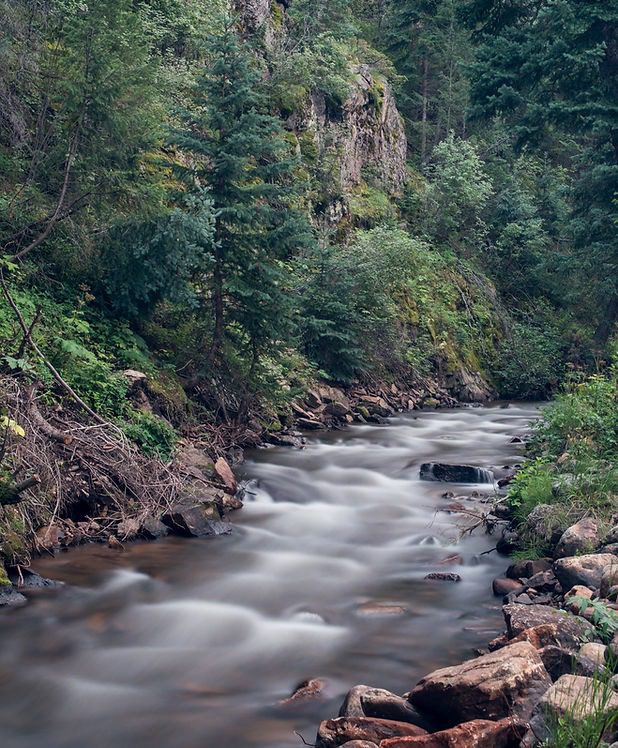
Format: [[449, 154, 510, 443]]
[[0, 403, 539, 748]]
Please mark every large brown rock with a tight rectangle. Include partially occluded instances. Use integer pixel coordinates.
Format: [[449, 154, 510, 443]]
[[408, 641, 551, 728], [506, 558, 552, 580], [601, 564, 618, 598], [553, 553, 616, 591], [554, 518, 600, 559], [502, 603, 595, 644], [214, 457, 237, 495], [380, 718, 526, 747], [315, 717, 426, 748], [526, 675, 618, 744]]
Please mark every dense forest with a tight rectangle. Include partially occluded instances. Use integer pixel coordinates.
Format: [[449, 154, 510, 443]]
[[0, 0, 616, 551]]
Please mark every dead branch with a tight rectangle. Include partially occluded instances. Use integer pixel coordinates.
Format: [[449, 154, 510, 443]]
[[0, 475, 41, 505], [26, 385, 73, 445]]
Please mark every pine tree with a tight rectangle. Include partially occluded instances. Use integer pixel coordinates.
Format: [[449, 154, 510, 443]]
[[465, 0, 618, 341], [173, 22, 312, 370]]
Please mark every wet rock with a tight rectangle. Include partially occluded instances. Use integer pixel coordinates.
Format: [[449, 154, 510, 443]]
[[554, 518, 600, 559], [553, 553, 616, 591], [325, 401, 352, 418], [161, 498, 231, 538], [356, 602, 408, 617], [266, 432, 303, 448], [315, 717, 426, 748], [493, 578, 525, 597], [379, 717, 526, 747], [496, 529, 521, 554], [8, 568, 64, 591], [526, 675, 618, 745], [506, 558, 552, 580], [509, 436, 525, 444], [214, 457, 237, 495], [279, 678, 327, 706], [503, 603, 595, 644], [419, 464, 493, 484], [408, 641, 551, 728], [338, 685, 428, 728], [339, 742, 378, 748], [424, 573, 462, 583]]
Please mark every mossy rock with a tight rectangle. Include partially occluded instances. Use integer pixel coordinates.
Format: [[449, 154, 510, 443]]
[[148, 370, 189, 422], [0, 562, 10, 587]]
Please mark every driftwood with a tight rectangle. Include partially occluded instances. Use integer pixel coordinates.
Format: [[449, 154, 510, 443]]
[[0, 476, 40, 506]]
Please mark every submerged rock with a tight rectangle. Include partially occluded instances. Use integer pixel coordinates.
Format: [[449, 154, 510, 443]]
[[408, 641, 551, 728], [424, 573, 462, 583], [420, 463, 493, 484]]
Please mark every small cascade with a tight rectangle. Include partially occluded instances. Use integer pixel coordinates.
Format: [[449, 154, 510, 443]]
[[419, 462, 495, 484]]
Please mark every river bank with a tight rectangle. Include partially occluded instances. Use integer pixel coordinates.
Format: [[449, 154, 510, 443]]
[[0, 403, 533, 748]]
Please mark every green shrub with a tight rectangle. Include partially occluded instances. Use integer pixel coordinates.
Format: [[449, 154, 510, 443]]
[[120, 410, 177, 460]]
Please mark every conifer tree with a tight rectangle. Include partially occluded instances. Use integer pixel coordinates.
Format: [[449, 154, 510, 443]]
[[173, 22, 311, 369]]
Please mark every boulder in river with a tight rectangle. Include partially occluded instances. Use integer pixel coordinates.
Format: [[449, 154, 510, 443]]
[[553, 553, 616, 591], [0, 585, 27, 607], [554, 518, 600, 559], [506, 558, 552, 580], [161, 498, 231, 538], [379, 717, 526, 747], [315, 717, 426, 748], [279, 677, 327, 706], [424, 572, 462, 583], [214, 457, 238, 495], [419, 463, 493, 484], [408, 641, 551, 728], [492, 577, 526, 597], [338, 685, 429, 728]]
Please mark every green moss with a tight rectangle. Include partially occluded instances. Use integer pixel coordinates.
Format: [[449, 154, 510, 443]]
[[348, 181, 396, 226], [148, 370, 189, 422], [0, 562, 10, 587]]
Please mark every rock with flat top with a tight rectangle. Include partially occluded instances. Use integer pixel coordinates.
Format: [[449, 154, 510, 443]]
[[502, 603, 594, 643], [506, 558, 552, 579], [408, 641, 551, 728], [161, 498, 230, 538], [315, 717, 426, 748], [379, 717, 526, 747]]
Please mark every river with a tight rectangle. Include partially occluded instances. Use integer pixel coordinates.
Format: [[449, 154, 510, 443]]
[[0, 403, 539, 748]]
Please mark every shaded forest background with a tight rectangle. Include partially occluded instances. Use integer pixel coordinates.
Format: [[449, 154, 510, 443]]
[[0, 0, 616, 455]]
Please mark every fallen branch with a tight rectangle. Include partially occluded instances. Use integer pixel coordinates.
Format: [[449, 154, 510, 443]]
[[0, 475, 40, 506], [26, 385, 73, 445]]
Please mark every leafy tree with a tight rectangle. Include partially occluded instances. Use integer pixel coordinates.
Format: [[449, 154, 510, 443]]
[[172, 22, 312, 370]]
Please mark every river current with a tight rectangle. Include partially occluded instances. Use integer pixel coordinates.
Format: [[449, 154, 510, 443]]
[[0, 403, 539, 748]]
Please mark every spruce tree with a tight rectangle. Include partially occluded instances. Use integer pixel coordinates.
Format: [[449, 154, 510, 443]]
[[465, 0, 618, 341], [173, 22, 311, 370]]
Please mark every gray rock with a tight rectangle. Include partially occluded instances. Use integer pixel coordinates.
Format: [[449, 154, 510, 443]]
[[420, 463, 493, 484], [503, 603, 595, 645], [0, 586, 27, 607], [338, 685, 428, 728], [554, 518, 600, 559], [554, 553, 617, 591], [161, 498, 231, 538]]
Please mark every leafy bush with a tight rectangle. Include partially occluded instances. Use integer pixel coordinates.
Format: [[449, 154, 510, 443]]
[[120, 410, 177, 460]]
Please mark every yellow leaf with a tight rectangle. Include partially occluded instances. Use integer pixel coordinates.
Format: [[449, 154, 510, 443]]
[[0, 416, 25, 438]]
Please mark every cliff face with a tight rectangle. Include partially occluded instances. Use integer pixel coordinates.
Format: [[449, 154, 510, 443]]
[[234, 0, 408, 217], [311, 66, 407, 197]]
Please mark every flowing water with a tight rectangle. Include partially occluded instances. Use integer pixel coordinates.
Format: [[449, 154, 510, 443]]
[[0, 403, 540, 748]]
